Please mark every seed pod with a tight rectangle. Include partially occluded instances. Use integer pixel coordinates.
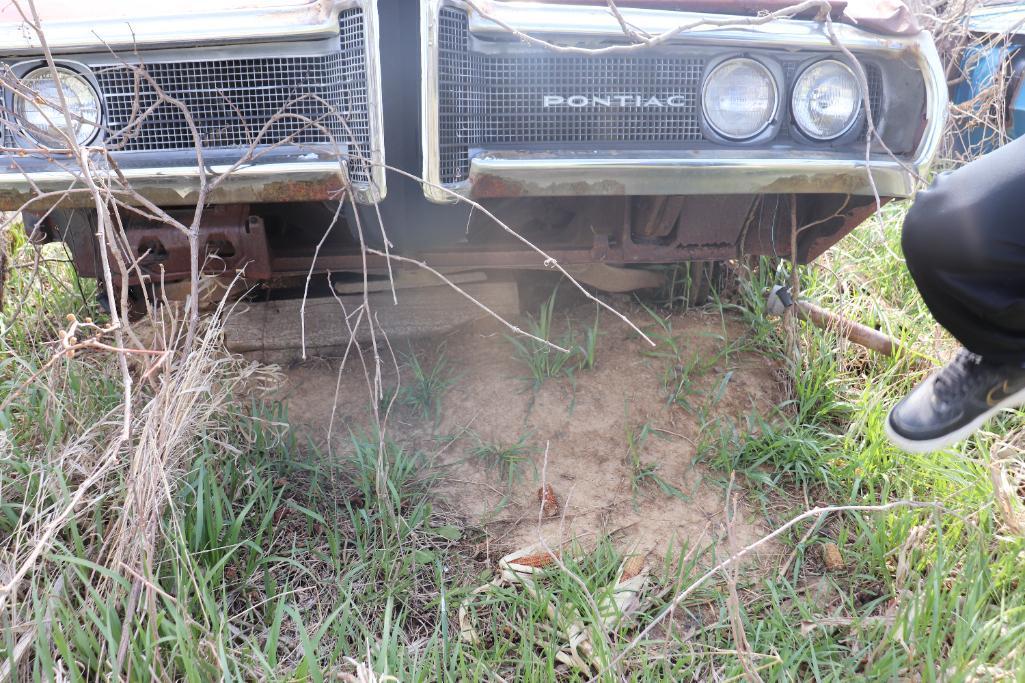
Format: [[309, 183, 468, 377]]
[[621, 555, 646, 581], [822, 542, 844, 571], [537, 485, 560, 518], [510, 552, 557, 569]]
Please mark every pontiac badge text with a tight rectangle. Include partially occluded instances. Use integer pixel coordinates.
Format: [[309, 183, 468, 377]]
[[542, 94, 691, 108]]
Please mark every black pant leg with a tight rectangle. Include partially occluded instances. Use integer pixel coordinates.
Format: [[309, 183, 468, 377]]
[[902, 134, 1025, 364]]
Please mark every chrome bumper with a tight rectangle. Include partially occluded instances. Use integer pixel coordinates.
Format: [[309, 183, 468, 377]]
[[420, 1, 948, 202], [467, 152, 923, 198], [0, 160, 349, 210]]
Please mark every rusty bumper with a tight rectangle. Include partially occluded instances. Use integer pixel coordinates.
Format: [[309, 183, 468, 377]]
[[466, 153, 921, 199], [0, 161, 351, 211]]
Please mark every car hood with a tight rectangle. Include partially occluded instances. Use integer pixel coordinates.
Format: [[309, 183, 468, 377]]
[[0, 0, 329, 51], [0, 0, 317, 22], [531, 0, 920, 35], [0, 0, 920, 52]]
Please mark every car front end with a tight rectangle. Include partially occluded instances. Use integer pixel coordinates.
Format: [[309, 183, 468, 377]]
[[3, 0, 946, 290]]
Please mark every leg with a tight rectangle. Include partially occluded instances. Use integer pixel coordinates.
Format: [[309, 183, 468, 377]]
[[888, 137, 1025, 452], [902, 134, 1025, 364]]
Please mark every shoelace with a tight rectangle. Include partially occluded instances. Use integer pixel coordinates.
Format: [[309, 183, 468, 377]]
[[933, 349, 990, 404]]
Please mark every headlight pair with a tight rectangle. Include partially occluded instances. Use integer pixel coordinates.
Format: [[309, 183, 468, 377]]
[[12, 66, 101, 148], [702, 57, 864, 142]]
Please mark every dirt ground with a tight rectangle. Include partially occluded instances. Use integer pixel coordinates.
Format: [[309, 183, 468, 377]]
[[277, 297, 785, 568]]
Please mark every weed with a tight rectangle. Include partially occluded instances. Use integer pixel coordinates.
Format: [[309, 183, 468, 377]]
[[506, 289, 576, 388], [349, 429, 431, 506], [625, 419, 688, 505], [651, 261, 719, 311], [506, 289, 604, 388], [576, 305, 601, 371], [639, 303, 734, 412], [470, 431, 537, 485], [399, 346, 456, 422]]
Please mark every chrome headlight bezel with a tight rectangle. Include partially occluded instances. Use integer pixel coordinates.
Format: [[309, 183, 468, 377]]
[[790, 58, 864, 142], [700, 56, 781, 142], [10, 63, 103, 149]]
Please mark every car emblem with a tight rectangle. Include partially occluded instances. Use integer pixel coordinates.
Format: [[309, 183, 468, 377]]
[[542, 95, 690, 108]]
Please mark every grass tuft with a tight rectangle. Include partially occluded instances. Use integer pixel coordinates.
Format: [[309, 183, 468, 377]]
[[470, 431, 537, 485], [506, 289, 602, 388], [399, 346, 456, 423]]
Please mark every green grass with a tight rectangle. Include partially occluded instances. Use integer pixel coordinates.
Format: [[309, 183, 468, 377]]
[[6, 202, 1025, 680], [470, 431, 537, 486], [506, 289, 602, 388], [625, 418, 688, 505], [639, 303, 741, 415], [398, 346, 456, 423]]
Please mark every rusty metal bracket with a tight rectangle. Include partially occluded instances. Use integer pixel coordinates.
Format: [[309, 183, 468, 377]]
[[112, 204, 271, 283]]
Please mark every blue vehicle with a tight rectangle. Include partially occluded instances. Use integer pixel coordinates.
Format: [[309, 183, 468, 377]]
[[952, 2, 1025, 154]]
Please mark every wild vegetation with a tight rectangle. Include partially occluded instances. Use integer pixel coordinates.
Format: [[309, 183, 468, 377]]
[[4, 199, 1025, 680], [3, 0, 1025, 680]]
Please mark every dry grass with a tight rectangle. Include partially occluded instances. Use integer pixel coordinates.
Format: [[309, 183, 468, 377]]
[[0, 275, 279, 679], [911, 0, 1021, 165]]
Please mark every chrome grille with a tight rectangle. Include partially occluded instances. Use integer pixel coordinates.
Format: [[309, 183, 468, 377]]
[[439, 8, 704, 184], [864, 63, 884, 137], [339, 7, 372, 185], [437, 8, 886, 185], [95, 7, 372, 185]]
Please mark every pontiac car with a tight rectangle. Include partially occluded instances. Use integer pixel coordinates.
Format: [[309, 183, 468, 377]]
[[3, 0, 946, 302]]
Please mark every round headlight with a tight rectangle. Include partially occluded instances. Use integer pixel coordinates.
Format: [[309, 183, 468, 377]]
[[14, 66, 101, 148], [702, 58, 778, 141], [791, 59, 862, 141]]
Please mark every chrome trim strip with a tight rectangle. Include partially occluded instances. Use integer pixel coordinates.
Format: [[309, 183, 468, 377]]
[[360, 0, 388, 203], [469, 154, 916, 197], [420, 1, 947, 201], [421, 0, 445, 202], [0, 160, 347, 208]]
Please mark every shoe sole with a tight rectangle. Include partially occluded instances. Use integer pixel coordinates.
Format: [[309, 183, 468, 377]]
[[885, 383, 1025, 454]]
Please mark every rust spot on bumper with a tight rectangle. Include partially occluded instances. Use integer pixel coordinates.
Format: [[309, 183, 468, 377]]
[[470, 172, 629, 198], [469, 173, 528, 198], [0, 174, 346, 211]]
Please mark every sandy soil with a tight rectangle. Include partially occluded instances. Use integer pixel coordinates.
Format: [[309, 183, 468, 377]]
[[276, 299, 785, 568]]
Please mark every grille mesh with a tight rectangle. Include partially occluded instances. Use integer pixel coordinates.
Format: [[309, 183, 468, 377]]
[[864, 63, 884, 137], [437, 8, 885, 185], [439, 8, 704, 183], [95, 7, 372, 184]]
